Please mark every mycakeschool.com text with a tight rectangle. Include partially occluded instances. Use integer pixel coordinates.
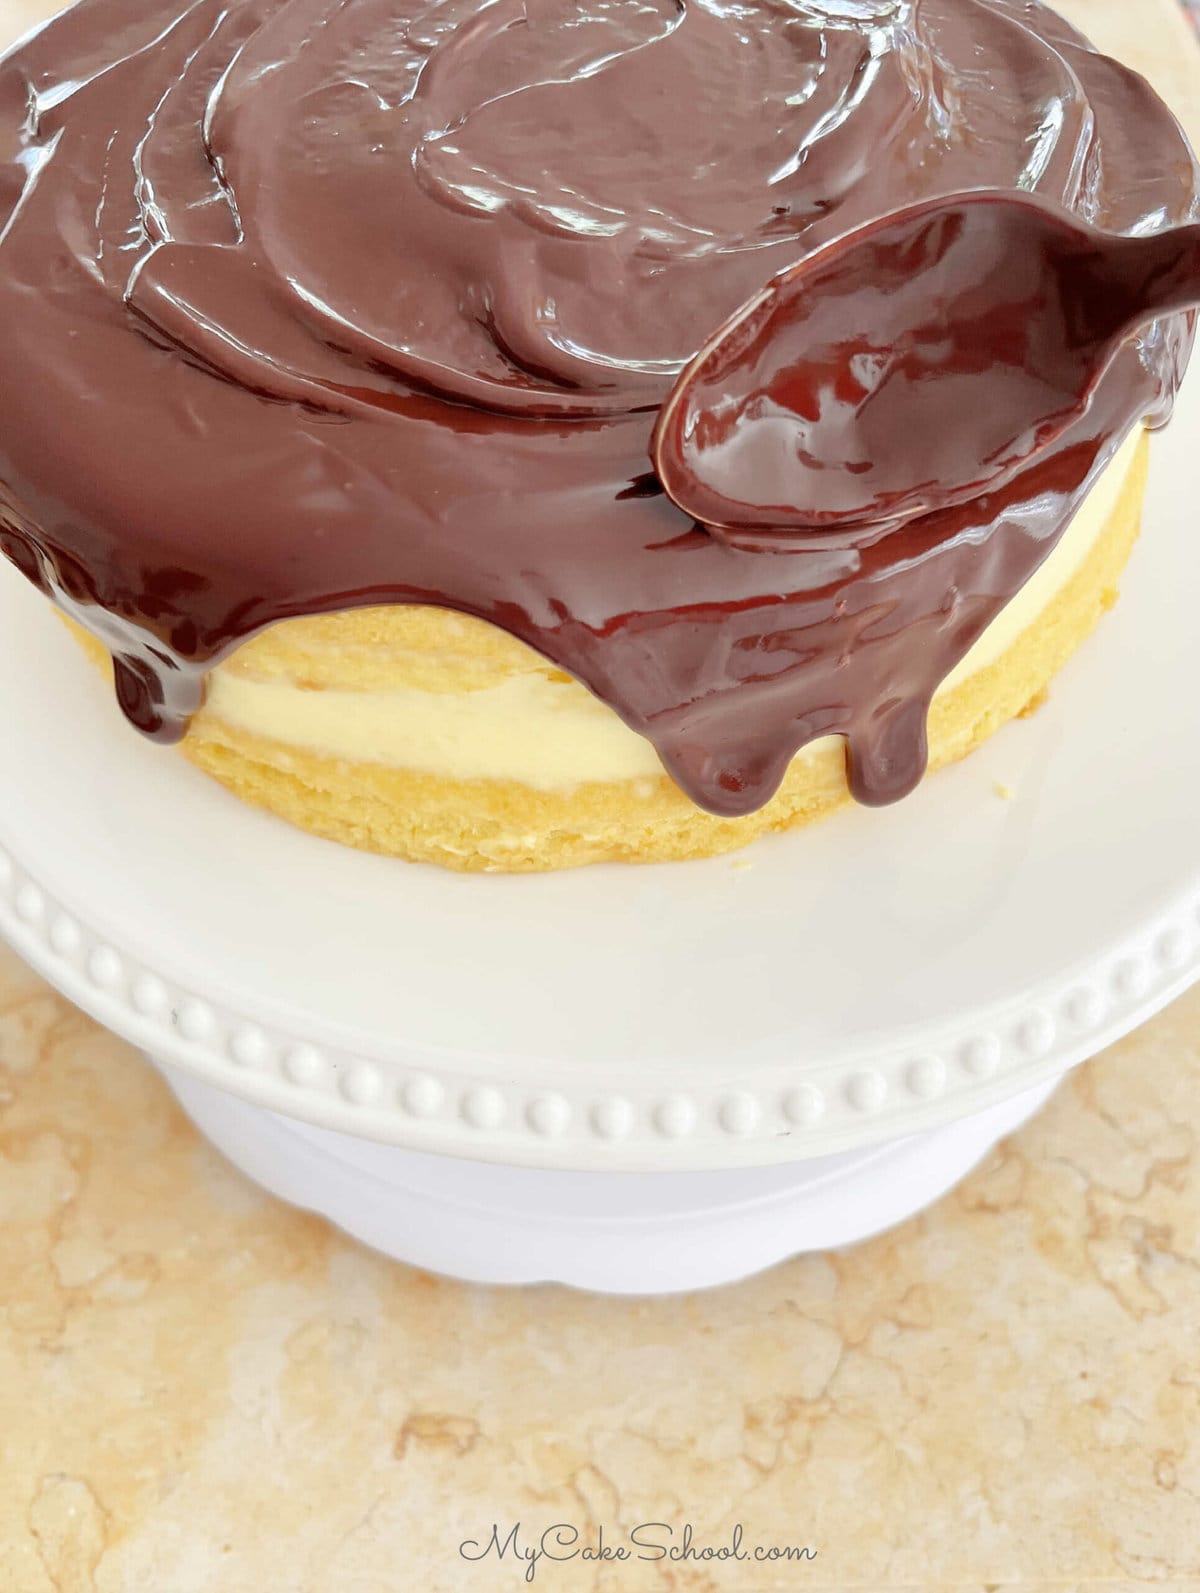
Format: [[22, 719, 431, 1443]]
[[459, 1521, 818, 1582]]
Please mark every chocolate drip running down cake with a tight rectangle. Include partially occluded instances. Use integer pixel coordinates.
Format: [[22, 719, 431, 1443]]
[[0, 0, 1196, 870]]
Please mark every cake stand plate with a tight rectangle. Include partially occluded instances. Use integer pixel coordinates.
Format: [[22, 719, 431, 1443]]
[[2, 384, 1200, 1290]]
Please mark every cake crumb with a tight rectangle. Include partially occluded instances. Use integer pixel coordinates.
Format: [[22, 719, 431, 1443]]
[[731, 856, 754, 872], [1018, 686, 1050, 719], [994, 781, 1015, 802]]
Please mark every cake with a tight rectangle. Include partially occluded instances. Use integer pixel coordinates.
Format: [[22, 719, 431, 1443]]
[[0, 0, 1196, 872]]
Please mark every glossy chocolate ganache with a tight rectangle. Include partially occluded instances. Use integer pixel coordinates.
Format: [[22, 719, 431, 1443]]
[[0, 0, 1197, 816]]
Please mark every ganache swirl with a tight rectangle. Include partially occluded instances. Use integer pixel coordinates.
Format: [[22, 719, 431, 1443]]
[[0, 0, 1196, 814]]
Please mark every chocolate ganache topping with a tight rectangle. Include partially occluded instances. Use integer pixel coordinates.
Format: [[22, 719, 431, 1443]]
[[0, 0, 1197, 814]]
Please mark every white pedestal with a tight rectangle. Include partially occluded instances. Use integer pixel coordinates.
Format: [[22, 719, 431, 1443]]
[[159, 1061, 1063, 1294]]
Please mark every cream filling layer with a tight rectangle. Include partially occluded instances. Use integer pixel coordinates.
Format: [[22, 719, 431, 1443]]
[[205, 428, 1143, 790]]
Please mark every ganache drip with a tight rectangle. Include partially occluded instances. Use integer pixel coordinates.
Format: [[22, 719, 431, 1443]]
[[0, 0, 1196, 815]]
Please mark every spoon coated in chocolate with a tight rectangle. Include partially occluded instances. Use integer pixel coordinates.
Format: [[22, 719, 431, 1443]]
[[655, 190, 1200, 548]]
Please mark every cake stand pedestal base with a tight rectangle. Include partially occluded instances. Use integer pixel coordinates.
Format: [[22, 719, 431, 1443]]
[[157, 1061, 1062, 1294]]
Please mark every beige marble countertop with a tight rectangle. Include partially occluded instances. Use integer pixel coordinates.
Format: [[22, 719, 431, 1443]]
[[4, 1, 1200, 1589]]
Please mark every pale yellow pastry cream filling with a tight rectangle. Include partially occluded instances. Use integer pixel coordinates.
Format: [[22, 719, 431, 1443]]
[[205, 428, 1143, 791]]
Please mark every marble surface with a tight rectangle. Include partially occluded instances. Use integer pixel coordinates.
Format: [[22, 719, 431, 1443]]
[[4, 0, 1200, 1589]]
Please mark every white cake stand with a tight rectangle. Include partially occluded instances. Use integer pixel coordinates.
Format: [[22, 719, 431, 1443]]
[[2, 384, 1199, 1292]]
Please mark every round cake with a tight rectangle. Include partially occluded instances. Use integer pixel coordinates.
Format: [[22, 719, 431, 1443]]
[[0, 0, 1196, 872]]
